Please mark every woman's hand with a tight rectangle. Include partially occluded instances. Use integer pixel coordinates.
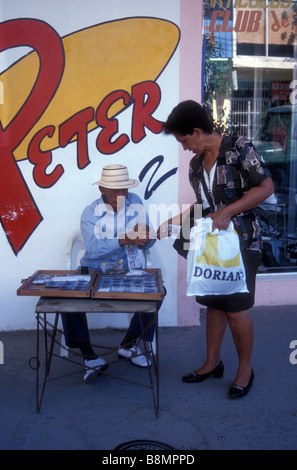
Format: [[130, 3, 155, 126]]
[[206, 208, 232, 232], [157, 204, 195, 239], [157, 220, 173, 239], [206, 176, 275, 232]]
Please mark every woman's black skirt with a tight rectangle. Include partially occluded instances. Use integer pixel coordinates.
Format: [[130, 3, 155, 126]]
[[195, 248, 262, 312]]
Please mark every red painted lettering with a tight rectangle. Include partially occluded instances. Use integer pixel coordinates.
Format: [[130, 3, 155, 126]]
[[95, 90, 130, 155], [59, 107, 94, 169], [28, 126, 64, 188], [0, 19, 64, 253], [234, 11, 250, 33], [208, 10, 224, 33], [271, 11, 281, 32], [247, 11, 262, 33], [131, 81, 163, 143], [221, 10, 232, 33]]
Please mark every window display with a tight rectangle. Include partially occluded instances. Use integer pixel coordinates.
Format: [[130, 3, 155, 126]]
[[203, 0, 297, 271]]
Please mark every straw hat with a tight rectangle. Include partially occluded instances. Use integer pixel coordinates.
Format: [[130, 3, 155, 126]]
[[94, 164, 139, 189]]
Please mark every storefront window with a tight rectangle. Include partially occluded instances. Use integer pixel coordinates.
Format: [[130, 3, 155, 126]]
[[203, 0, 297, 272]]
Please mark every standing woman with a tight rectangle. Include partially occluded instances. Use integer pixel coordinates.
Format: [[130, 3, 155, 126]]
[[162, 100, 274, 398]]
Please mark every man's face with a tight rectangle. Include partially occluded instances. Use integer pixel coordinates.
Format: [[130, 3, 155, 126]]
[[100, 187, 128, 213]]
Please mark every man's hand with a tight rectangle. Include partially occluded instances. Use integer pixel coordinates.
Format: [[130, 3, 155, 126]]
[[119, 224, 156, 246]]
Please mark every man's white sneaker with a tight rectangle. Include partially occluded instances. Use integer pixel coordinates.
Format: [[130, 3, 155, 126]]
[[84, 357, 107, 383], [131, 353, 152, 368], [118, 344, 151, 368]]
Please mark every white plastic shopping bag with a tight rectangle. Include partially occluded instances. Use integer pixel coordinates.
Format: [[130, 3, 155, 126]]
[[186, 218, 248, 296]]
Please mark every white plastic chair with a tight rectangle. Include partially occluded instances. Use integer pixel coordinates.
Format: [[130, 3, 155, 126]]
[[65, 230, 86, 271], [61, 230, 155, 356], [65, 229, 152, 271]]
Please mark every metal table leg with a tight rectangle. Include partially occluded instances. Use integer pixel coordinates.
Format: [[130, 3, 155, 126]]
[[138, 309, 159, 417], [32, 297, 160, 416], [35, 312, 59, 413]]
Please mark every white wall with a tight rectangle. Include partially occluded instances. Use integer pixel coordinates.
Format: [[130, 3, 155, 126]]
[[0, 0, 188, 330]]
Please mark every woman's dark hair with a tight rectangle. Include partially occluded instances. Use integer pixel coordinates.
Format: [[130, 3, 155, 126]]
[[163, 100, 213, 136]]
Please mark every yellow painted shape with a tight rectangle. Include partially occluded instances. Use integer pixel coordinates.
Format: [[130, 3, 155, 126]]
[[0, 18, 180, 161], [196, 233, 240, 268]]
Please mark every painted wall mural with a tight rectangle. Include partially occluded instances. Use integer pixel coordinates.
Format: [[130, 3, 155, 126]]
[[0, 16, 180, 255]]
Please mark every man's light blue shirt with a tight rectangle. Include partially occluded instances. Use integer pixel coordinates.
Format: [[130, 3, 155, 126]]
[[80, 192, 155, 270]]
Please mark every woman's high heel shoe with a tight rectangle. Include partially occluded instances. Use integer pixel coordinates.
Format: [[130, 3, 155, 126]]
[[182, 361, 224, 383], [229, 369, 254, 399]]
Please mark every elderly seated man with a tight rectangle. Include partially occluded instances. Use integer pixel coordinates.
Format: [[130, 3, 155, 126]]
[[62, 164, 162, 383]]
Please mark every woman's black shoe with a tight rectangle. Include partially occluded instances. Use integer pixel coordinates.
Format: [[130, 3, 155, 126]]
[[182, 361, 224, 383], [229, 369, 254, 399]]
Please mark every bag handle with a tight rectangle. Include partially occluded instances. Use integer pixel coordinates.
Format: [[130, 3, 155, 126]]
[[201, 171, 215, 213]]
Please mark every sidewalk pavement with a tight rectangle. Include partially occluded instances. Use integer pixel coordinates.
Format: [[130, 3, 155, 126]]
[[0, 305, 297, 451]]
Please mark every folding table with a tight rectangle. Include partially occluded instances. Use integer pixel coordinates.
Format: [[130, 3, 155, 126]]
[[17, 269, 165, 417]]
